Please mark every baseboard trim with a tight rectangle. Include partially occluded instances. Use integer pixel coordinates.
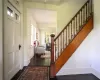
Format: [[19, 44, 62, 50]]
[[24, 59, 30, 66], [11, 66, 26, 80], [56, 68, 92, 76], [91, 68, 100, 79]]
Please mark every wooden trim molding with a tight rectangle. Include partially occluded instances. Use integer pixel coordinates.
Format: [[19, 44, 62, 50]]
[[50, 34, 56, 78]]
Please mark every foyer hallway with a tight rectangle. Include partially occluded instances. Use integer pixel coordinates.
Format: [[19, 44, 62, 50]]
[[11, 51, 100, 80]]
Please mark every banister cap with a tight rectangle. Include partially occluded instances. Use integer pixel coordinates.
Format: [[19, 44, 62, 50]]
[[50, 34, 55, 37]]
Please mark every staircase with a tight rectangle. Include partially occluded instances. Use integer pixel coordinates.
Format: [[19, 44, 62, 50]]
[[50, 0, 93, 78]]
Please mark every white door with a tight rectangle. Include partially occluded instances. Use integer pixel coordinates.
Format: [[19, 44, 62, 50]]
[[4, 3, 21, 80]]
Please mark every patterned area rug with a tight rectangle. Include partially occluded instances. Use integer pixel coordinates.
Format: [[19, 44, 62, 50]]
[[18, 67, 49, 80]]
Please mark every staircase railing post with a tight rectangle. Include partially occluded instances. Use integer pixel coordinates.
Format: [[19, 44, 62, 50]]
[[50, 34, 55, 78]]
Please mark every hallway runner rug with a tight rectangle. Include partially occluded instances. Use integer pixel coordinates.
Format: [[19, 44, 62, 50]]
[[17, 66, 49, 80]]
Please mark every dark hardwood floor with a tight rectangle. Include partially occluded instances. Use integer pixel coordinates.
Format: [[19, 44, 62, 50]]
[[29, 55, 50, 67], [54, 74, 100, 80], [11, 53, 50, 80]]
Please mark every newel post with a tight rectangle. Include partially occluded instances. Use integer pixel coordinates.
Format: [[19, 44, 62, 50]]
[[50, 34, 55, 78]]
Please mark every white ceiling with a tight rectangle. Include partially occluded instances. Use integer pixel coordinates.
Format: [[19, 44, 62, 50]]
[[31, 9, 57, 24], [29, 9, 57, 32]]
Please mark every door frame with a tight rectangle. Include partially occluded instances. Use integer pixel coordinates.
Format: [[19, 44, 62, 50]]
[[0, 0, 3, 80]]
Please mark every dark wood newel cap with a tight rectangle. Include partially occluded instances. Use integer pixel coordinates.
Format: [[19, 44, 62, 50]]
[[50, 34, 55, 37]]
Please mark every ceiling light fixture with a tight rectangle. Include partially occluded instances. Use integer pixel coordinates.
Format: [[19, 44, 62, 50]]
[[44, 0, 47, 3]]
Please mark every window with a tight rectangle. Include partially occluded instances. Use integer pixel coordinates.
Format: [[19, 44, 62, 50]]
[[31, 24, 36, 46], [45, 32, 50, 43], [31, 24, 33, 45], [7, 7, 14, 17]]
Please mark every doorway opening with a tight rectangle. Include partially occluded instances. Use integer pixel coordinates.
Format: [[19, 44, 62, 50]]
[[27, 9, 57, 67]]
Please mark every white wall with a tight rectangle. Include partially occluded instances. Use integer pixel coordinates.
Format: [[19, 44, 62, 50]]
[[90, 0, 100, 78], [57, 0, 87, 33], [24, 11, 35, 66], [24, 9, 40, 66], [57, 0, 100, 79], [0, 0, 3, 79]]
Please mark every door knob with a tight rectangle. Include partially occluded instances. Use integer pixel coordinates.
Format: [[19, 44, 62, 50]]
[[19, 44, 21, 50]]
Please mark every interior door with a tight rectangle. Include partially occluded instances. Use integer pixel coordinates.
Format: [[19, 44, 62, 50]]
[[4, 3, 21, 80]]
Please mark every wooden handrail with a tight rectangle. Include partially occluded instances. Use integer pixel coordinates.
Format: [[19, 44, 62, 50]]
[[54, 0, 90, 41]]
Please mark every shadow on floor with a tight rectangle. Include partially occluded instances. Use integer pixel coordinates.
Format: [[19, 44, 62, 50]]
[[29, 53, 51, 67]]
